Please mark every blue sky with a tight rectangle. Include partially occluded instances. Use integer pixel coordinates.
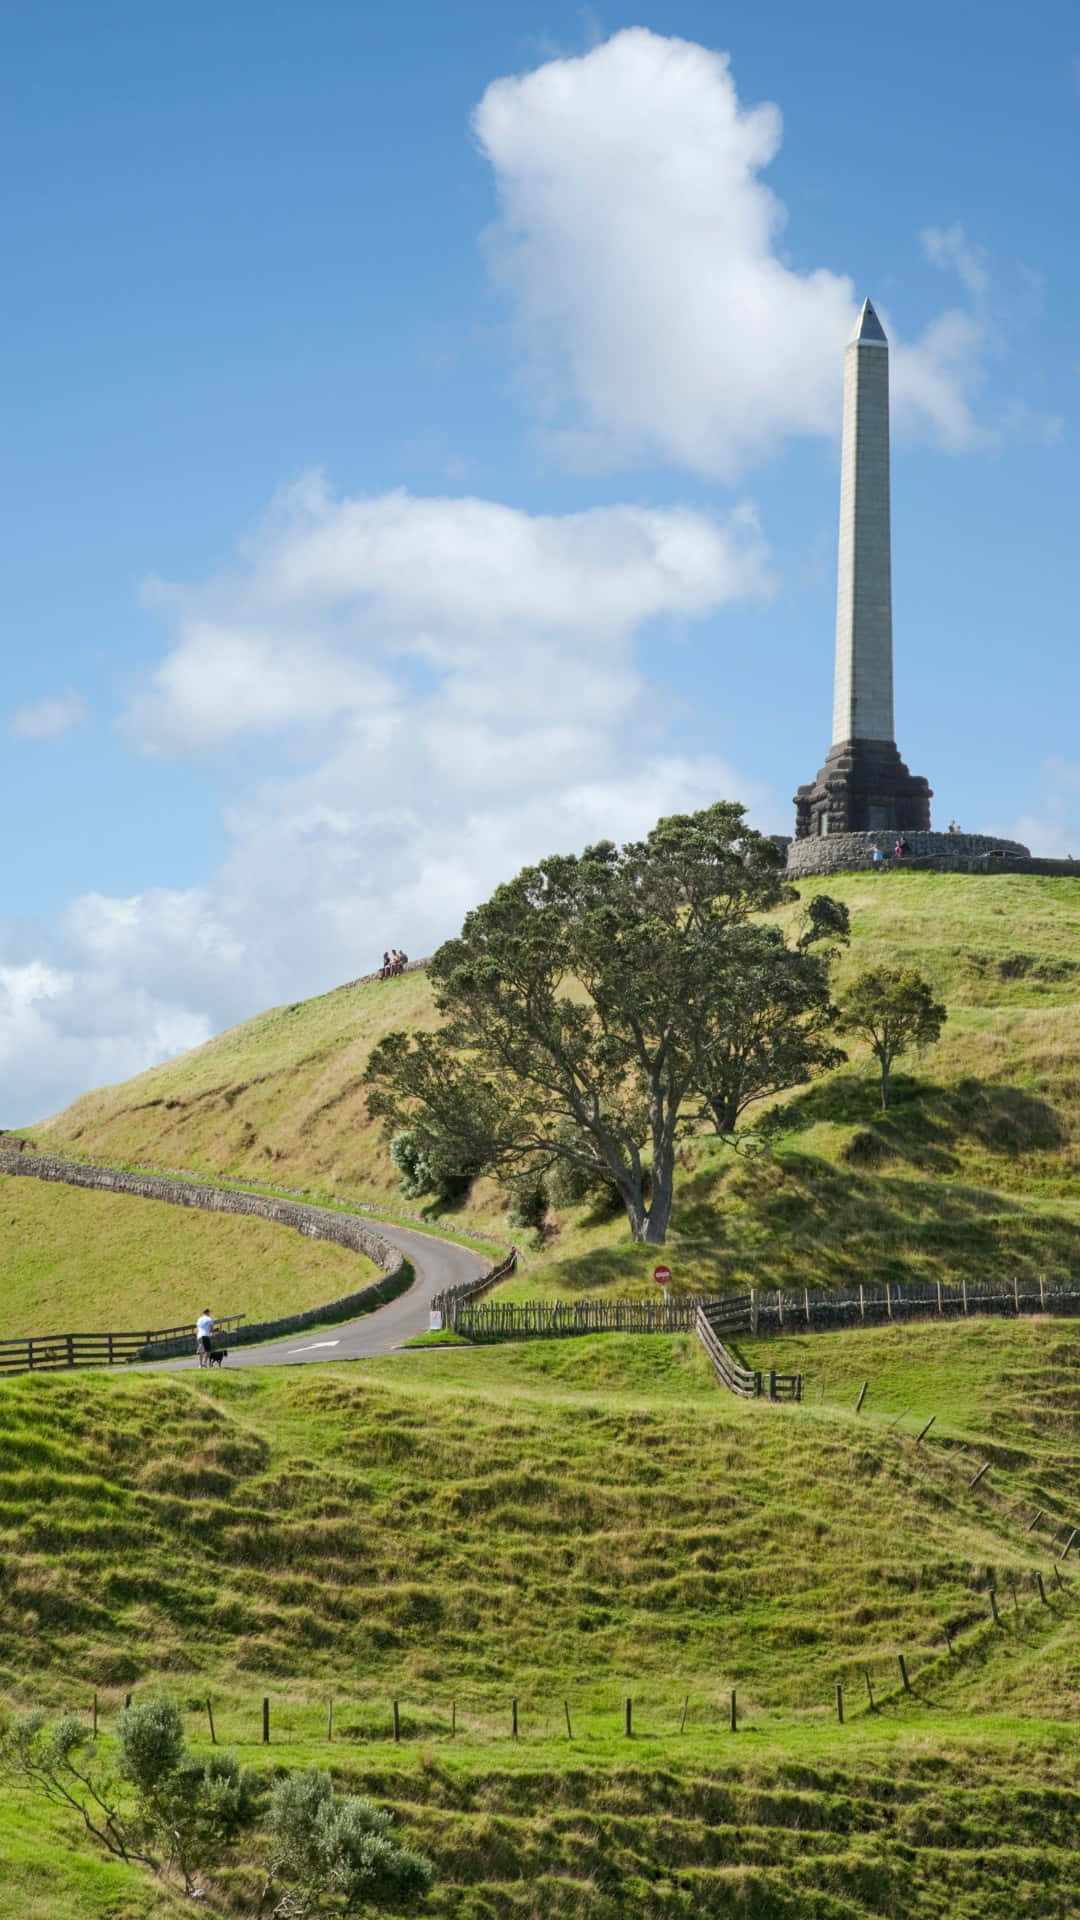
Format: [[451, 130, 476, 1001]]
[[2, 1, 1078, 1120]]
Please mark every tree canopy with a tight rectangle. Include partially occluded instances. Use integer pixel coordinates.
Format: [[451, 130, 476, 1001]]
[[366, 802, 848, 1244], [839, 965, 947, 1110]]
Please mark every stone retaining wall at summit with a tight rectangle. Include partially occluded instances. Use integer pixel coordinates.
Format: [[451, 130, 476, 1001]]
[[785, 830, 1036, 878]]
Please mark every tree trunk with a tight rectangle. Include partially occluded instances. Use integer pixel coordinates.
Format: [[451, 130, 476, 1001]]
[[645, 1121, 676, 1244], [705, 1093, 740, 1135], [625, 1197, 649, 1243], [880, 1057, 890, 1110], [617, 1165, 649, 1242]]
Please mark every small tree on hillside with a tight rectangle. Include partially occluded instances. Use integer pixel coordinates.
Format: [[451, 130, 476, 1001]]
[[0, 1700, 259, 1897], [365, 802, 846, 1245], [838, 966, 947, 1110], [262, 1767, 433, 1918]]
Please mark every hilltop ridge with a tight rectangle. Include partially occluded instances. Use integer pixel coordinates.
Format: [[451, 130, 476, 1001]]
[[35, 871, 1080, 1294]]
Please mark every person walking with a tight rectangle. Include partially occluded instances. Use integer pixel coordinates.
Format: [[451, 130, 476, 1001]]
[[195, 1307, 214, 1368]]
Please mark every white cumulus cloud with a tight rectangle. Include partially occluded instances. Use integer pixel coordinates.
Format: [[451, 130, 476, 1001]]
[[473, 28, 1011, 472], [2, 475, 776, 1123], [125, 476, 773, 754]]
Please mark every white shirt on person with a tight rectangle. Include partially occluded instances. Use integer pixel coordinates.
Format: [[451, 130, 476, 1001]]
[[196, 1313, 214, 1340]]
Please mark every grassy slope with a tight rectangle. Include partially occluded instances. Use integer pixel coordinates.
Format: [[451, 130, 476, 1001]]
[[34, 872, 1080, 1299], [0, 1174, 380, 1336], [1, 1325, 1078, 1917], [34, 963, 440, 1204]]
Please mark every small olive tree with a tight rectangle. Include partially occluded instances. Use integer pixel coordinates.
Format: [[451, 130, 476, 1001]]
[[3, 1708, 432, 1915], [0, 1699, 259, 1896], [261, 1767, 433, 1918], [838, 966, 947, 1110]]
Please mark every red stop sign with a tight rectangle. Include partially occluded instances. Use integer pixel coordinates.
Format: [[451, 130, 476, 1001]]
[[653, 1264, 671, 1286]]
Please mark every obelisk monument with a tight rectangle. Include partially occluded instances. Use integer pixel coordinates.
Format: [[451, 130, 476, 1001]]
[[794, 298, 930, 839]]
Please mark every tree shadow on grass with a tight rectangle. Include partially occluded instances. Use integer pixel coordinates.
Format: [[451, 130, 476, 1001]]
[[763, 1074, 1067, 1176], [669, 1146, 1080, 1291]]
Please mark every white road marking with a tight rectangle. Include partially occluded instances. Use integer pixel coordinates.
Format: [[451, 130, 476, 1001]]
[[287, 1340, 342, 1353]]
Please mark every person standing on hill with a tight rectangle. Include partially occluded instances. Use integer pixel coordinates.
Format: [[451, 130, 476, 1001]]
[[195, 1308, 214, 1367]]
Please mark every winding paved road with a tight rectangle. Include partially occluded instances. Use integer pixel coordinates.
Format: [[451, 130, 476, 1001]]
[[143, 1221, 488, 1371]]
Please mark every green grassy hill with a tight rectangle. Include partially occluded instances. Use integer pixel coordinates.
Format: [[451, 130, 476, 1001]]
[[1, 1324, 1077, 1917], [0, 1174, 381, 1337], [7, 871, 1080, 1916], [35, 871, 1080, 1295]]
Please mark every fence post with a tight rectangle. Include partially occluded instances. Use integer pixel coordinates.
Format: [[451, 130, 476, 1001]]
[[961, 1278, 968, 1315], [262, 1698, 270, 1745], [564, 1701, 572, 1739], [92, 1692, 98, 1738], [859, 1283, 865, 1322], [207, 1699, 216, 1745], [393, 1701, 401, 1743], [729, 1688, 737, 1733], [769, 1370, 777, 1401], [936, 1280, 942, 1316], [804, 1288, 811, 1325], [1038, 1276, 1045, 1312], [989, 1589, 1001, 1625], [855, 1381, 868, 1414], [864, 1669, 875, 1711], [898, 1655, 910, 1691], [1013, 1275, 1020, 1315], [511, 1699, 518, 1740], [777, 1289, 783, 1328], [835, 1683, 844, 1724], [625, 1697, 632, 1738]]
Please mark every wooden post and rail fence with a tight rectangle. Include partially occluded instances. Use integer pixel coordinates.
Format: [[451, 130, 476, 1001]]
[[439, 1274, 1080, 1343], [0, 1315, 247, 1379]]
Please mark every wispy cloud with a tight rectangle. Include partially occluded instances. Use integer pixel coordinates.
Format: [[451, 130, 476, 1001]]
[[921, 223, 990, 299], [10, 691, 87, 741]]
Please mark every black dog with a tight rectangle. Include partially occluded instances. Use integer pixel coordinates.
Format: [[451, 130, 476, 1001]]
[[206, 1349, 228, 1368]]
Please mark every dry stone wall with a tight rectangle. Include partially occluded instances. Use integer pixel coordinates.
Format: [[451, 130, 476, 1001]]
[[0, 1150, 411, 1355]]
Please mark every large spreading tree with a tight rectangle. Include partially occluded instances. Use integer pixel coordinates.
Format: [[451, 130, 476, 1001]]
[[366, 802, 848, 1245]]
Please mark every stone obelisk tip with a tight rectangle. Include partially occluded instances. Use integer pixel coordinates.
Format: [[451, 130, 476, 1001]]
[[849, 297, 887, 346]]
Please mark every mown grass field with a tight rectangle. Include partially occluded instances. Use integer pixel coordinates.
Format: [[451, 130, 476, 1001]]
[[0, 1173, 381, 1336], [34, 872, 1080, 1301], [2, 1323, 1078, 1915]]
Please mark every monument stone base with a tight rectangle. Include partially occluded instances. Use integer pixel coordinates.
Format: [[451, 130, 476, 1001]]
[[794, 738, 931, 839]]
